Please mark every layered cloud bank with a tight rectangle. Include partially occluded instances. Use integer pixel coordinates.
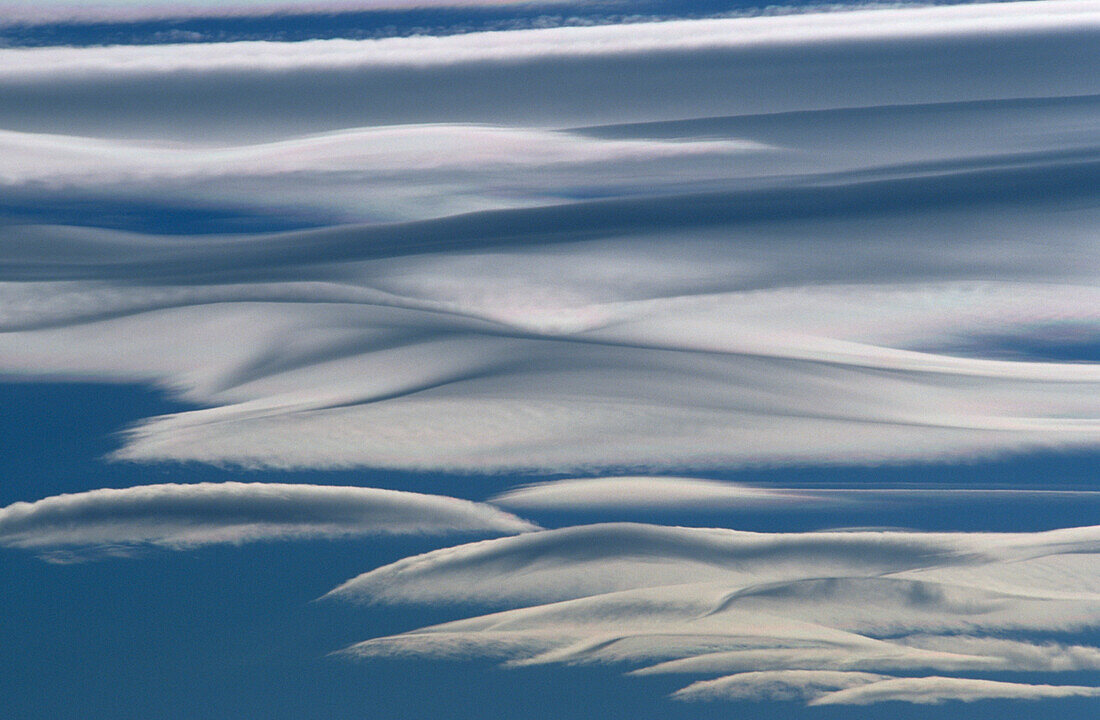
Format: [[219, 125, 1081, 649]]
[[2, 1, 1100, 139], [0, 483, 536, 560], [489, 476, 1100, 512], [333, 522, 1100, 705], [0, 2, 1098, 471]]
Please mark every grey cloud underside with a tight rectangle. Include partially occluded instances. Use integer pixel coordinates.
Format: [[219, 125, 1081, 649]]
[[0, 483, 537, 560], [1, 1, 1099, 473], [331, 522, 1100, 705]]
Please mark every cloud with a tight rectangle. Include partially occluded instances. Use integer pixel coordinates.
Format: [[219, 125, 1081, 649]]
[[676, 672, 1100, 705], [2, 235, 1099, 471], [489, 477, 811, 510], [0, 2, 1097, 475], [673, 670, 888, 702], [323, 522, 1100, 605], [7, 2, 1099, 79], [489, 475, 1100, 513], [809, 676, 1100, 705], [0, 125, 770, 223], [1, 2, 1098, 139], [0, 482, 537, 559], [332, 522, 1100, 704]]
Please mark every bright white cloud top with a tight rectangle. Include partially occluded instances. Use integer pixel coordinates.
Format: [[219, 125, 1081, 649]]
[[0, 483, 537, 559]]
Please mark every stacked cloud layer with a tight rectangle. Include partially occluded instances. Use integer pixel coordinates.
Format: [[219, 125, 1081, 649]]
[[1, 2, 1099, 710], [1, 2, 1099, 472], [331, 521, 1100, 705]]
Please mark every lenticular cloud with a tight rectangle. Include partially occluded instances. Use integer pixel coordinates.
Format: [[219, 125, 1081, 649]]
[[0, 483, 537, 560], [0, 2, 1099, 472], [2, 0, 1100, 712], [331, 522, 1100, 706]]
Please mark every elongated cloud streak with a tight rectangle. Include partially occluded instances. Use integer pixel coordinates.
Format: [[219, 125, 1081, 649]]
[[0, 482, 537, 559], [489, 476, 1100, 512], [489, 477, 810, 510], [325, 522, 1100, 604], [674, 670, 890, 702], [0, 126, 768, 221], [1, 1, 1098, 140], [809, 676, 1100, 705]]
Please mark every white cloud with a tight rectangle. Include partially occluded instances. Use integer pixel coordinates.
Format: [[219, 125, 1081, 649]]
[[674, 670, 887, 702], [0, 4, 1096, 474], [2, 223, 1099, 472], [323, 522, 1100, 605], [810, 676, 1100, 705], [332, 522, 1100, 704], [490, 475, 1100, 512], [0, 482, 537, 559], [6, 3, 1099, 79], [2, 2, 1098, 140], [489, 477, 811, 510]]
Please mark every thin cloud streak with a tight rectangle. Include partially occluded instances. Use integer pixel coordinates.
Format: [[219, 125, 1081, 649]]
[[490, 477, 811, 510], [489, 476, 1100, 511], [809, 676, 1100, 705]]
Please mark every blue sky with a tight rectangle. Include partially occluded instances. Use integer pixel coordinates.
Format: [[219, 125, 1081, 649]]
[[1, 1, 1099, 717]]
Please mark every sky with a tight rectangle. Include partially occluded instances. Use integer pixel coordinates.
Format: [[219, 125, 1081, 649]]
[[0, 0, 1098, 718]]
